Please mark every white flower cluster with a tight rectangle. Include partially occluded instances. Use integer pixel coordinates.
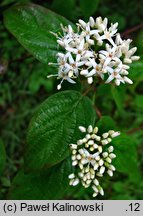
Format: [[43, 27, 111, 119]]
[[68, 125, 120, 197], [48, 17, 140, 89]]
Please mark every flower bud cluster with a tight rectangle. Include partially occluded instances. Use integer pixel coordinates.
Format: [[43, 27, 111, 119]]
[[48, 17, 140, 89], [68, 125, 120, 197]]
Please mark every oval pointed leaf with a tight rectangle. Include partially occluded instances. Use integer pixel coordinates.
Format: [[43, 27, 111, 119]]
[[3, 3, 75, 64], [111, 85, 125, 114], [9, 158, 71, 200], [25, 90, 96, 171], [112, 133, 140, 182]]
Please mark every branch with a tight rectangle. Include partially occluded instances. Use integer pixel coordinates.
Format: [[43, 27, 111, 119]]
[[83, 84, 94, 96], [94, 105, 102, 119], [127, 124, 143, 135], [121, 22, 143, 37]]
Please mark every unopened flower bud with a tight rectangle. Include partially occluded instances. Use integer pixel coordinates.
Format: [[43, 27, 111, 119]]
[[79, 126, 86, 133]]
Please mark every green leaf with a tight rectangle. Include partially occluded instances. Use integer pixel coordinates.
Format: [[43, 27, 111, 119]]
[[111, 85, 125, 113], [96, 116, 116, 135], [9, 158, 71, 199], [134, 95, 143, 111], [26, 90, 96, 171], [136, 30, 143, 55], [112, 133, 140, 182], [51, 0, 76, 20], [129, 60, 143, 82], [80, 0, 100, 17], [3, 3, 75, 64], [29, 63, 54, 93], [0, 139, 6, 176]]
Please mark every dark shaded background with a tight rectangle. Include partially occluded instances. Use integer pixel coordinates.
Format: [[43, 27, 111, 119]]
[[0, 0, 143, 199]]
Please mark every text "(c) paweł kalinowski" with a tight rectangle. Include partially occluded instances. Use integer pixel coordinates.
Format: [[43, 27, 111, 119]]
[[20, 202, 104, 212]]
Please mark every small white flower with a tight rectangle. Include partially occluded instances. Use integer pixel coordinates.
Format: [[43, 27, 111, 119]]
[[99, 159, 104, 166], [70, 144, 77, 149], [108, 146, 114, 153], [109, 165, 116, 171], [71, 155, 76, 161], [81, 149, 99, 167], [68, 53, 86, 76], [99, 187, 104, 196], [87, 77, 94, 84], [95, 21, 118, 46], [98, 146, 102, 153], [77, 139, 83, 145], [78, 19, 99, 43], [89, 17, 95, 28], [86, 134, 91, 140], [79, 126, 86, 133], [111, 131, 120, 138], [86, 58, 104, 79], [101, 139, 109, 145], [102, 132, 109, 139], [99, 45, 120, 67], [102, 152, 108, 158], [93, 192, 98, 197], [72, 149, 77, 154], [66, 39, 85, 61], [123, 76, 133, 85], [107, 169, 113, 177], [48, 17, 140, 89], [77, 154, 82, 160], [93, 127, 98, 134], [94, 135, 101, 141], [72, 178, 80, 186], [107, 138, 112, 143], [82, 137, 88, 143], [105, 66, 125, 86], [106, 157, 112, 163], [95, 17, 108, 32], [93, 178, 99, 186], [94, 163, 99, 171], [68, 173, 75, 179], [109, 153, 116, 159], [88, 140, 94, 145], [72, 160, 78, 166], [92, 185, 99, 193], [69, 125, 120, 197], [87, 125, 93, 133], [99, 166, 105, 174]]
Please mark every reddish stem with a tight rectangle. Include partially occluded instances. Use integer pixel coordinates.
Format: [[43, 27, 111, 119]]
[[127, 124, 143, 135], [121, 22, 143, 37]]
